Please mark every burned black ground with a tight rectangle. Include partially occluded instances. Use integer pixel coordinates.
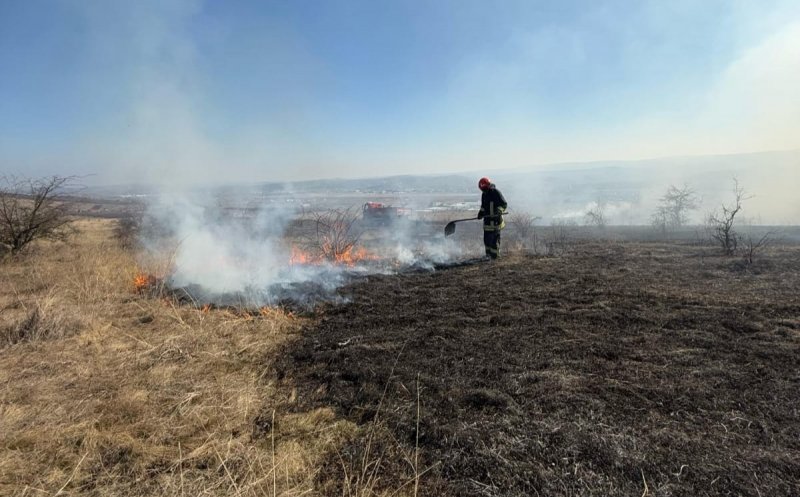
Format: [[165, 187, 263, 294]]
[[271, 242, 800, 496]]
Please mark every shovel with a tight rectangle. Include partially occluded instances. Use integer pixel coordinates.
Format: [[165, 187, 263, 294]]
[[444, 217, 479, 237], [444, 212, 509, 237]]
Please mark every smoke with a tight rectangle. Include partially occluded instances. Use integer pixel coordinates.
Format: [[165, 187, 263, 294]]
[[96, 0, 472, 306], [551, 201, 635, 225], [63, 0, 327, 186], [138, 190, 475, 307], [701, 21, 800, 152], [140, 195, 351, 307], [386, 233, 470, 270], [71, 1, 403, 305], [147, 196, 280, 294], [495, 146, 800, 226]]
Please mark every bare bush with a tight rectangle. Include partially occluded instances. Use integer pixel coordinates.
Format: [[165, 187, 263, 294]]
[[651, 205, 670, 235], [507, 212, 541, 252], [584, 203, 607, 229], [707, 179, 750, 255], [299, 207, 364, 261], [652, 184, 698, 234], [0, 175, 76, 255], [740, 231, 774, 265]]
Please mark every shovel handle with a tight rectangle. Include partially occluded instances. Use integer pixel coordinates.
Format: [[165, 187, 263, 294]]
[[444, 217, 481, 237]]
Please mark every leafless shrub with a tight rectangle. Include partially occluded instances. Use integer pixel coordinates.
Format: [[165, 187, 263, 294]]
[[0, 175, 77, 255], [507, 212, 541, 253], [651, 206, 670, 235], [706, 179, 751, 255], [584, 203, 607, 229], [740, 231, 774, 265], [652, 184, 698, 235], [299, 207, 364, 261]]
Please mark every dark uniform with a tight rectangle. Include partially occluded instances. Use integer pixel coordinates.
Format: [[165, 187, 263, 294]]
[[478, 184, 507, 259]]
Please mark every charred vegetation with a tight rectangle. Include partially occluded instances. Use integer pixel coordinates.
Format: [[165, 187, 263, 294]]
[[271, 242, 800, 496]]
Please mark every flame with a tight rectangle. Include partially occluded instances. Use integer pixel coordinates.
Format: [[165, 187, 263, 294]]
[[133, 272, 158, 293], [288, 245, 380, 267], [334, 245, 380, 266], [259, 306, 296, 320], [289, 246, 321, 265]]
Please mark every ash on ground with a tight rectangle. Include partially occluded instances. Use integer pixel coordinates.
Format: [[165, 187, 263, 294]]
[[169, 257, 489, 311]]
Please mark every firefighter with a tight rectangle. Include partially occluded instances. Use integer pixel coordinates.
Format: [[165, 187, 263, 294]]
[[477, 177, 507, 259]]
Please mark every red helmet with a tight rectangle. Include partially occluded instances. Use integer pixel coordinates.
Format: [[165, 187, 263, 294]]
[[478, 177, 492, 191]]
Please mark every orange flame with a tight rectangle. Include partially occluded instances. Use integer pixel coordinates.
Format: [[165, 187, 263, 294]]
[[289, 246, 321, 265], [259, 306, 296, 320], [133, 272, 158, 293], [334, 246, 380, 266], [288, 245, 380, 267]]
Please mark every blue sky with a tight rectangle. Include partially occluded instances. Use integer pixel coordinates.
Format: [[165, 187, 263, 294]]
[[1, 0, 799, 185]]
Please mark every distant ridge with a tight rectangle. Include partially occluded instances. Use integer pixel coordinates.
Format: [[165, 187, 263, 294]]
[[87, 149, 799, 197]]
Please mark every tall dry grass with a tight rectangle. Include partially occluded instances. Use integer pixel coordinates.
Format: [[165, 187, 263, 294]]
[[0, 218, 390, 496]]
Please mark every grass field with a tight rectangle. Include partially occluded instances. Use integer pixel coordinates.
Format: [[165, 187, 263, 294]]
[[0, 219, 361, 496], [2, 218, 799, 496]]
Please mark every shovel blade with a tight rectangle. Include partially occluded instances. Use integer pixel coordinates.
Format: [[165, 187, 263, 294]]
[[444, 221, 457, 237]]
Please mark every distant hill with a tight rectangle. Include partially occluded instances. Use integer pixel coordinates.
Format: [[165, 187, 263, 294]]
[[261, 149, 799, 223], [259, 174, 477, 194], [88, 149, 799, 224]]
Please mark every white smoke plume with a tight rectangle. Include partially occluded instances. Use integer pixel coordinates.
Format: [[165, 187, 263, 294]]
[[146, 196, 288, 294], [138, 191, 477, 307]]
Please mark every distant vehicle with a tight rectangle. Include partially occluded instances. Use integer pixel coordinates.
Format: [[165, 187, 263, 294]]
[[362, 202, 412, 225]]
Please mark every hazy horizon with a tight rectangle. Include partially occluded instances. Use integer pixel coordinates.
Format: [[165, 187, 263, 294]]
[[76, 147, 798, 188]]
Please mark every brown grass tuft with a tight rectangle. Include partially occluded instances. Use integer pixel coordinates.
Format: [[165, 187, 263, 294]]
[[1, 292, 82, 347]]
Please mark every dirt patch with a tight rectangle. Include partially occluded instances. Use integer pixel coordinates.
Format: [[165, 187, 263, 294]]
[[272, 243, 800, 496]]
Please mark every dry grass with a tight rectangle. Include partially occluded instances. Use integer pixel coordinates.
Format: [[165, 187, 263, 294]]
[[0, 218, 372, 496]]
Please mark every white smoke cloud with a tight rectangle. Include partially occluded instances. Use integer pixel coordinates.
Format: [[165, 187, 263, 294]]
[[76, 0, 220, 187], [142, 195, 357, 306], [155, 197, 283, 293], [138, 191, 477, 306], [700, 22, 800, 152]]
